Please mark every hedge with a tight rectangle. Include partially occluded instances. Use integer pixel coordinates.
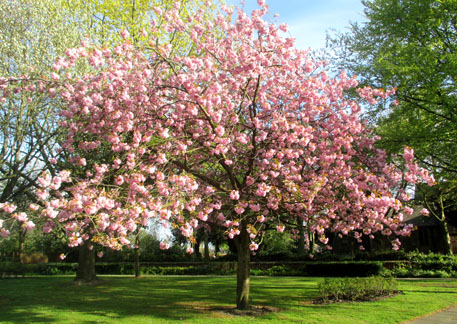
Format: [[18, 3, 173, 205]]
[[0, 261, 383, 277], [1, 257, 456, 278]]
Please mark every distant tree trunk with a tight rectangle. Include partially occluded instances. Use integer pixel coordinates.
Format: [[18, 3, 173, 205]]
[[439, 218, 453, 255], [422, 190, 454, 255], [426, 194, 454, 255], [297, 219, 305, 257], [74, 241, 98, 283], [308, 229, 315, 255], [215, 242, 220, 258], [203, 230, 210, 260], [134, 235, 141, 277], [438, 196, 453, 255], [18, 228, 26, 263], [234, 220, 250, 310], [194, 236, 202, 260]]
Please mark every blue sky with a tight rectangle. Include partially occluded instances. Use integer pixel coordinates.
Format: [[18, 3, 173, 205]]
[[226, 0, 367, 50]]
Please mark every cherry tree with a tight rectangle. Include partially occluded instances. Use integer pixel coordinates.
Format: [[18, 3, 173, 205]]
[[0, 1, 434, 309]]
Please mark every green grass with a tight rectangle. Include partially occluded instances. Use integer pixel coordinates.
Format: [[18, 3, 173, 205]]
[[0, 276, 456, 324]]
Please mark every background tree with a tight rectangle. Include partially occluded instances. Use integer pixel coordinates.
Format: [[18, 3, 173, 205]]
[[67, 0, 223, 53], [0, 0, 224, 278], [0, 0, 90, 204], [61, 0, 225, 280], [327, 0, 457, 253], [0, 0, 94, 263]]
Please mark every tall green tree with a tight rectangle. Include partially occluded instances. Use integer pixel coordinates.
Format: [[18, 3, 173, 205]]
[[1, 0, 224, 277], [67, 0, 223, 54], [0, 0, 90, 205], [328, 0, 457, 253]]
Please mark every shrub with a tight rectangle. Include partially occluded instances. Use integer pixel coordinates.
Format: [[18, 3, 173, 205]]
[[386, 252, 457, 278], [0, 262, 26, 277], [314, 276, 400, 304], [21, 253, 48, 264], [251, 265, 302, 276]]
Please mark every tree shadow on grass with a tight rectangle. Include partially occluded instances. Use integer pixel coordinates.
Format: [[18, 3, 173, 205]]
[[0, 276, 314, 323]]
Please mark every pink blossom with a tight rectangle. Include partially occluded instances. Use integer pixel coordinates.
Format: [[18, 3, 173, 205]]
[[215, 125, 225, 137], [2, 202, 17, 213], [120, 30, 130, 39], [14, 212, 27, 222], [217, 213, 226, 221], [1, 228, 10, 238], [420, 208, 430, 216], [159, 128, 169, 138], [250, 204, 261, 212], [234, 206, 245, 215], [24, 221, 35, 231], [249, 242, 259, 251], [29, 203, 40, 211], [43, 225, 53, 233], [257, 215, 265, 222], [403, 206, 414, 215], [77, 157, 86, 166], [403, 147, 414, 163], [279, 23, 288, 32], [230, 190, 240, 200]]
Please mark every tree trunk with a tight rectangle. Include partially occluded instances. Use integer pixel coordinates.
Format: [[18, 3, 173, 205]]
[[439, 218, 453, 255], [234, 220, 250, 310], [194, 237, 202, 260], [134, 235, 141, 277], [134, 247, 140, 277], [297, 219, 305, 257], [424, 192, 454, 255], [438, 196, 453, 255], [74, 241, 98, 283], [18, 228, 26, 263], [308, 229, 315, 255], [204, 230, 210, 260]]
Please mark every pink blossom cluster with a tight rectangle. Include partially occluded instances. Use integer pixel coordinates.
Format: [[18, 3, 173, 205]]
[[0, 202, 35, 237]]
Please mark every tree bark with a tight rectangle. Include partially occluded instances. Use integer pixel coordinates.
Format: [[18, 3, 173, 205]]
[[439, 218, 453, 255], [194, 237, 202, 260], [74, 241, 98, 283], [134, 247, 140, 277], [234, 220, 250, 310], [203, 230, 210, 260], [18, 228, 26, 263], [297, 219, 305, 257], [308, 229, 315, 255], [423, 191, 454, 255], [134, 235, 141, 277]]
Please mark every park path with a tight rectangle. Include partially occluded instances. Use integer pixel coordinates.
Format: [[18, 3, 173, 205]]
[[403, 306, 457, 324]]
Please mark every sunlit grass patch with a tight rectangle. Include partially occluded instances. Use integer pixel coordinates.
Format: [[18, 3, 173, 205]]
[[0, 276, 456, 323]]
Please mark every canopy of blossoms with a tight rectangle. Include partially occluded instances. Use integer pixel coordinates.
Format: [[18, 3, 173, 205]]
[[0, 1, 435, 255]]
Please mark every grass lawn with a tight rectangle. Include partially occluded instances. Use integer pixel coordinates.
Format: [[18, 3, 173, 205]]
[[0, 276, 456, 324]]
